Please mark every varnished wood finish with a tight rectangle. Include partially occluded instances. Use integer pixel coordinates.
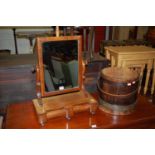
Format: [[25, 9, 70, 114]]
[[33, 89, 98, 124], [35, 36, 83, 97], [4, 93, 155, 129]]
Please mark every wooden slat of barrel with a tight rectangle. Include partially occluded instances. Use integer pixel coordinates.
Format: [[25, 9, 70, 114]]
[[98, 76, 139, 95], [97, 84, 138, 106]]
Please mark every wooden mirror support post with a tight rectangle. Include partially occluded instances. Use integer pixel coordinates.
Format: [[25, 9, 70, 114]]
[[33, 26, 98, 126]]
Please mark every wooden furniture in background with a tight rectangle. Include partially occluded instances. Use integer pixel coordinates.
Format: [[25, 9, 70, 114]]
[[16, 31, 54, 54], [4, 93, 155, 129], [76, 26, 96, 63], [0, 49, 11, 56], [146, 27, 155, 46], [152, 60, 155, 95], [84, 60, 110, 93], [105, 45, 155, 95], [100, 39, 150, 56], [0, 116, 3, 128], [12, 28, 18, 54], [0, 54, 36, 114]]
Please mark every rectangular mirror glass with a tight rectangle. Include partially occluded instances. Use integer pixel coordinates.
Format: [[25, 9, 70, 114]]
[[42, 40, 78, 92], [36, 36, 82, 97]]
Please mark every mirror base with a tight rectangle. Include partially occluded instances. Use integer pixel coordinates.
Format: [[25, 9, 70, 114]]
[[33, 89, 98, 125]]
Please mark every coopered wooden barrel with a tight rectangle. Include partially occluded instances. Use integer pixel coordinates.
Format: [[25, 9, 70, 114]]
[[97, 67, 139, 115]]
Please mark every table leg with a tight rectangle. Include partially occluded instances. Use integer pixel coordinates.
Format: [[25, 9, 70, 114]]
[[116, 58, 122, 67], [122, 62, 145, 94], [12, 28, 18, 54], [29, 37, 34, 54], [121, 60, 126, 67], [111, 55, 115, 67], [105, 49, 110, 60], [138, 65, 145, 94], [144, 60, 152, 95], [88, 27, 95, 61], [151, 60, 155, 95]]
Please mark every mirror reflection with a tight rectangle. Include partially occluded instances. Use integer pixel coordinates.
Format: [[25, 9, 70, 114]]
[[42, 40, 78, 92]]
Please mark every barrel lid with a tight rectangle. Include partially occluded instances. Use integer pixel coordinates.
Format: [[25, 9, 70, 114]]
[[101, 67, 139, 83]]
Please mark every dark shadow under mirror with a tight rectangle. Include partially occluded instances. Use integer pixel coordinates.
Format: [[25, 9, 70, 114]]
[[42, 40, 79, 92]]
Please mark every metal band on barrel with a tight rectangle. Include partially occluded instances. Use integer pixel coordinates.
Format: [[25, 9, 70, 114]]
[[99, 97, 137, 115]]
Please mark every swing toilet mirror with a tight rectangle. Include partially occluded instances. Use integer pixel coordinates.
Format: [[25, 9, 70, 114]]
[[35, 36, 83, 97]]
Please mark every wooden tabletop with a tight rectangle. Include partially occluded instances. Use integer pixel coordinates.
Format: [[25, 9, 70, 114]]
[[105, 45, 155, 54], [4, 93, 155, 129]]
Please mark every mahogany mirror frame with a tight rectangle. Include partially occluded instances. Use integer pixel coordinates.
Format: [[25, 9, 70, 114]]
[[35, 35, 83, 97]]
